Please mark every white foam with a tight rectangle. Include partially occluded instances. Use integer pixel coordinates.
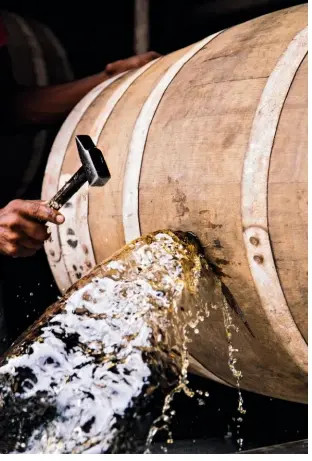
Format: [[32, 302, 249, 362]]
[[0, 233, 188, 454]]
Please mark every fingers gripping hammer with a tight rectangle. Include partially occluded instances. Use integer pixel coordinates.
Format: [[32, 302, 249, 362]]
[[48, 135, 111, 211]]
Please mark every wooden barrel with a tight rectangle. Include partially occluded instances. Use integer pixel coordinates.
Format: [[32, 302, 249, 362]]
[[42, 5, 308, 403], [0, 11, 73, 202]]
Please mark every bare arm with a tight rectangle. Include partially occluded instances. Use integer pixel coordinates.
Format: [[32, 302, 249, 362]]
[[12, 52, 160, 127], [0, 200, 64, 258], [13, 71, 110, 126]]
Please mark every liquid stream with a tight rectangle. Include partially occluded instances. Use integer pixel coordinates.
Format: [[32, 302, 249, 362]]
[[0, 231, 246, 453]]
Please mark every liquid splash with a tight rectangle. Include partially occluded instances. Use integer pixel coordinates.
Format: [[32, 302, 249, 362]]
[[0, 230, 246, 454], [144, 266, 246, 452]]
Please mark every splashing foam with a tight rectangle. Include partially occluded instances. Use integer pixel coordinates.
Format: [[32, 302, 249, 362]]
[[0, 231, 244, 453]]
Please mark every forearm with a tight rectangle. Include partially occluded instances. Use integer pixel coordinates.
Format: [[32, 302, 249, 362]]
[[10, 51, 160, 128], [13, 71, 110, 127]]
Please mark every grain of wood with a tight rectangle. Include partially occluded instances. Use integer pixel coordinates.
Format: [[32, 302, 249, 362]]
[[42, 5, 308, 403]]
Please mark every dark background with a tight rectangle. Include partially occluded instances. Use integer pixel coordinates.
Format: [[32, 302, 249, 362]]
[[0, 0, 307, 453], [0, 0, 304, 77]]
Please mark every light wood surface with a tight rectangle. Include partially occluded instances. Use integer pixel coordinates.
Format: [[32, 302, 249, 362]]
[[43, 5, 308, 403]]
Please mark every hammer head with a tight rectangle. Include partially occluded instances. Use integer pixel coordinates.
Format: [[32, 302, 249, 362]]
[[75, 135, 111, 186]]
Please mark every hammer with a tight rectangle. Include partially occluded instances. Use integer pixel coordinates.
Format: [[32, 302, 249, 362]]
[[48, 135, 110, 211]]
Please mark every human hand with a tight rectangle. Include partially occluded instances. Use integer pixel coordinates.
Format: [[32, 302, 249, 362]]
[[0, 200, 64, 258], [105, 51, 160, 76]]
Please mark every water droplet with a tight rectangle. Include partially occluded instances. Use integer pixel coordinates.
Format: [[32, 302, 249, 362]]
[[224, 431, 232, 439]]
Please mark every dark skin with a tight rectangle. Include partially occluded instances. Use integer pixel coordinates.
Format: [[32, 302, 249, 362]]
[[0, 199, 64, 258], [0, 51, 160, 258], [13, 52, 160, 126]]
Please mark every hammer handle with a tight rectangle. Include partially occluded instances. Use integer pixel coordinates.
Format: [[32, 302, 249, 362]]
[[48, 166, 86, 211]]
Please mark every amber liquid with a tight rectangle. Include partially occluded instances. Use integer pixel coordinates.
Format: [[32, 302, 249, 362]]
[[0, 231, 245, 454]]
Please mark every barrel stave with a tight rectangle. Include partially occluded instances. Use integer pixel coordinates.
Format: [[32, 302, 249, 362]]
[[42, 5, 308, 402]]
